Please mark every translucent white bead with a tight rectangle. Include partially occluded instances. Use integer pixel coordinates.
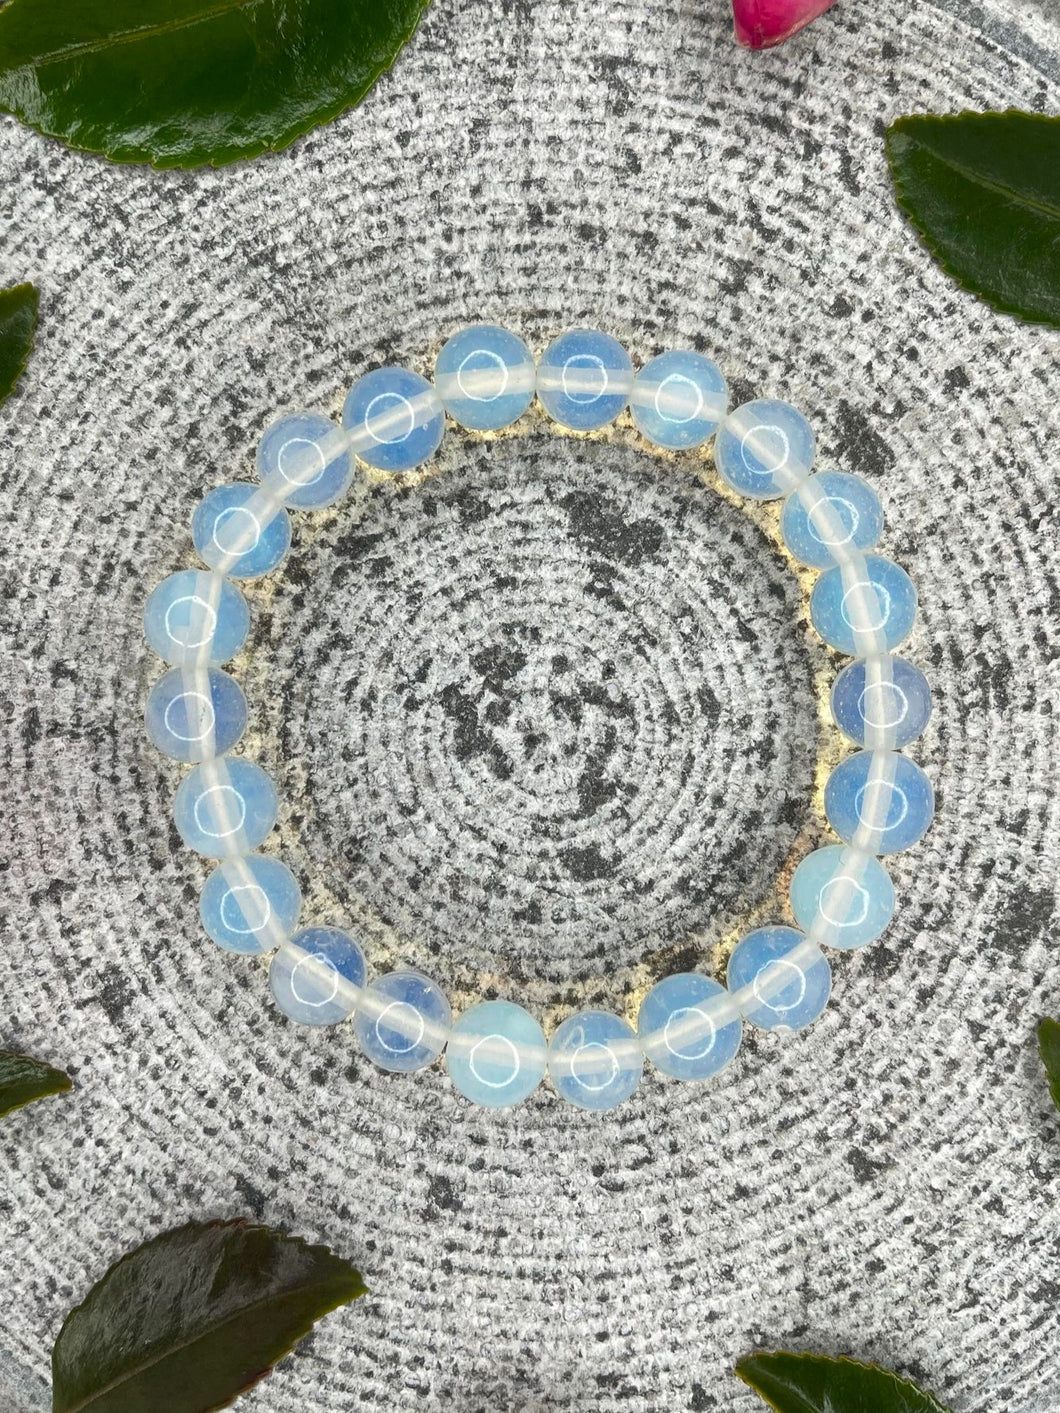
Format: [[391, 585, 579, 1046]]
[[145, 667, 247, 763], [537, 329, 634, 431], [342, 367, 445, 472], [629, 350, 728, 449], [354, 971, 451, 1072], [269, 927, 366, 1026], [831, 656, 932, 749], [810, 554, 917, 657], [638, 974, 742, 1081], [192, 483, 291, 580], [447, 1000, 547, 1107], [143, 571, 249, 667], [548, 1010, 643, 1110], [781, 471, 883, 568], [173, 758, 279, 859], [714, 400, 815, 500], [825, 750, 935, 855], [789, 844, 895, 950], [257, 411, 354, 509], [727, 927, 831, 1032], [200, 855, 302, 955]]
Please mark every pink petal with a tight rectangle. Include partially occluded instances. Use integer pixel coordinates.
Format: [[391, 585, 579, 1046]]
[[732, 0, 839, 48]]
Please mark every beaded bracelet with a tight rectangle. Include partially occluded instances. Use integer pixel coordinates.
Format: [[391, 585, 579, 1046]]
[[143, 325, 934, 1111]]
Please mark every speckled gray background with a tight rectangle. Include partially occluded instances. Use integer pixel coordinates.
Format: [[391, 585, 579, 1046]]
[[2, 1, 1060, 1410]]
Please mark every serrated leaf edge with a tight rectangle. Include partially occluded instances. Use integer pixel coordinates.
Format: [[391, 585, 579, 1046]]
[[735, 1350, 953, 1413], [53, 1219, 367, 1413], [884, 109, 1060, 330]]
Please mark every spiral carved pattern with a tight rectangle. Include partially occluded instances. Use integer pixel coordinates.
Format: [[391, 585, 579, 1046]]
[[1, 1, 1059, 1411]]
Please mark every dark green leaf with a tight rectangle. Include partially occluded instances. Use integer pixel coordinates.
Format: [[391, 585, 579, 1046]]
[[885, 111, 1060, 327], [0, 1049, 71, 1118], [0, 282, 39, 408], [736, 1352, 953, 1413], [52, 1219, 367, 1413], [1039, 1017, 1060, 1113], [0, 0, 431, 169]]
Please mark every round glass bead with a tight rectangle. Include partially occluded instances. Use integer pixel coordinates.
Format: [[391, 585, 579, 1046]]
[[810, 554, 917, 657], [435, 324, 536, 431], [536, 328, 634, 431], [447, 1000, 547, 1108], [173, 757, 279, 859], [192, 482, 291, 580], [629, 350, 728, 450], [825, 749, 935, 855], [200, 854, 302, 956], [145, 667, 247, 763], [781, 471, 884, 569], [143, 571, 250, 668], [548, 1010, 643, 1111], [727, 926, 832, 1032], [270, 926, 367, 1027], [831, 655, 932, 750], [353, 971, 451, 1073], [342, 367, 445, 472], [789, 844, 895, 950], [714, 400, 815, 500], [257, 411, 354, 510], [638, 973, 742, 1082]]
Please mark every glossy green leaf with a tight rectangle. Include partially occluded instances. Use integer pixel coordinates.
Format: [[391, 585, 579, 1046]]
[[0, 282, 38, 408], [52, 1219, 367, 1413], [1039, 1017, 1060, 1113], [0, 1049, 71, 1118], [0, 0, 431, 169], [736, 1352, 953, 1413], [886, 111, 1060, 328]]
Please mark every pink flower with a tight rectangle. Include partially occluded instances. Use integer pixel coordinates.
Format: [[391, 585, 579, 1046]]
[[732, 0, 838, 47]]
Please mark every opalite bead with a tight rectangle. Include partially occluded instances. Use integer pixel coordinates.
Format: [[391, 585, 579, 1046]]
[[789, 844, 895, 950], [447, 1000, 547, 1107], [781, 471, 884, 569], [342, 367, 445, 472], [831, 655, 932, 750], [257, 411, 354, 509], [548, 1010, 643, 1111], [714, 400, 815, 500], [638, 973, 742, 1081], [810, 554, 917, 657], [727, 926, 831, 1032], [824, 749, 935, 855], [192, 483, 291, 580], [199, 854, 302, 955], [353, 971, 451, 1072], [629, 350, 728, 450], [435, 325, 536, 431], [145, 667, 247, 763], [143, 571, 250, 668], [269, 926, 366, 1026], [173, 757, 278, 858], [536, 329, 634, 431]]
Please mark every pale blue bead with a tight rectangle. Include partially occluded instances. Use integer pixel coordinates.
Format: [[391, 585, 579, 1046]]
[[200, 855, 302, 956], [145, 667, 247, 763], [537, 329, 633, 431], [269, 927, 366, 1027], [173, 757, 278, 858], [637, 973, 742, 1082], [824, 750, 935, 855], [548, 1010, 643, 1111], [810, 554, 918, 656], [831, 656, 932, 749], [789, 845, 895, 950], [714, 400, 815, 500], [144, 571, 250, 668], [342, 367, 444, 472], [727, 927, 832, 1032], [192, 483, 291, 579], [435, 325, 536, 431], [630, 351, 728, 450], [447, 1000, 547, 1107], [354, 971, 452, 1072], [781, 471, 884, 568], [257, 411, 354, 509]]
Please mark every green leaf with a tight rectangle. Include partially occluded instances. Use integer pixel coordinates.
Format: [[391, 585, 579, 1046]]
[[885, 111, 1060, 328], [0, 282, 39, 408], [0, 1049, 71, 1118], [52, 1219, 367, 1413], [0, 0, 431, 169], [736, 1352, 953, 1413], [1039, 1017, 1060, 1113]]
